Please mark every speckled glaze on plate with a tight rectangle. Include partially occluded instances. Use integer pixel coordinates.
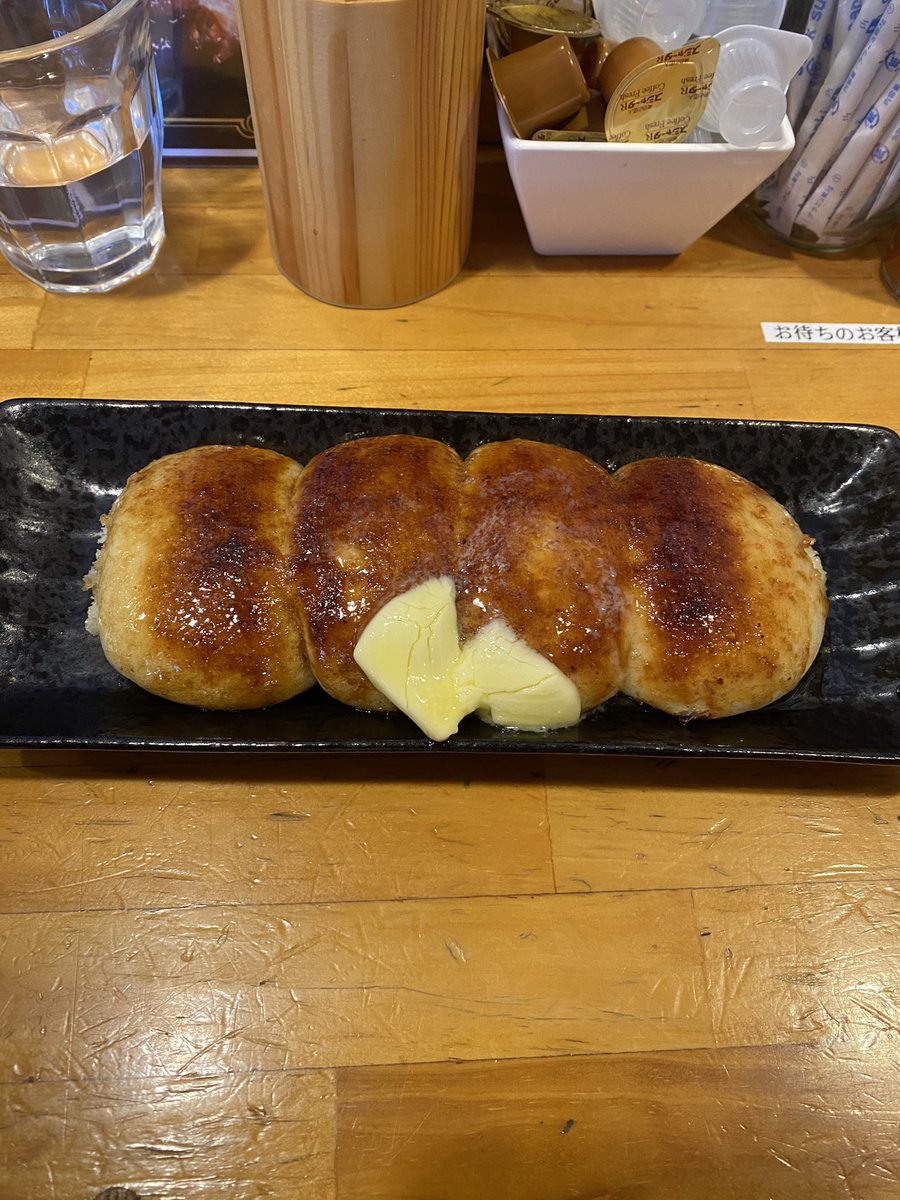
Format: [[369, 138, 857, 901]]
[[0, 398, 897, 760]]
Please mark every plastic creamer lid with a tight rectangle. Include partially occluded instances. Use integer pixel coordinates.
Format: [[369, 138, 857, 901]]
[[698, 24, 812, 147]]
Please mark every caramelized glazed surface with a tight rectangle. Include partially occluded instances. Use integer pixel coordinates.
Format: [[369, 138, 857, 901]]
[[614, 457, 828, 718], [293, 435, 464, 709], [91, 440, 827, 725], [459, 439, 626, 712], [94, 445, 313, 709], [617, 457, 747, 656]]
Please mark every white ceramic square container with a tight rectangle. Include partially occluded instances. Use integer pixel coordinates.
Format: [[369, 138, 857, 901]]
[[496, 105, 794, 255]]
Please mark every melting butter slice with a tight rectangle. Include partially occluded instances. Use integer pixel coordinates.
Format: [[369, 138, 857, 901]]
[[353, 576, 581, 741], [352, 576, 465, 742], [457, 619, 582, 731]]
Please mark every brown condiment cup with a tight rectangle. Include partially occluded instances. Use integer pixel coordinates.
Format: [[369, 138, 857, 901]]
[[488, 3, 603, 53], [487, 35, 591, 139], [598, 36, 663, 102], [579, 37, 614, 90], [599, 36, 718, 143], [561, 91, 608, 132]]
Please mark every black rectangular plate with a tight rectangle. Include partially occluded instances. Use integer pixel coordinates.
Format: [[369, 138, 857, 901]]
[[0, 398, 897, 761]]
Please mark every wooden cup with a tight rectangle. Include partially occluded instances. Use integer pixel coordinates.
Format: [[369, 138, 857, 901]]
[[235, 0, 485, 309]]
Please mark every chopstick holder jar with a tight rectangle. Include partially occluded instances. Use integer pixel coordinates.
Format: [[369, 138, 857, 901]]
[[235, 0, 485, 308], [741, 0, 900, 252]]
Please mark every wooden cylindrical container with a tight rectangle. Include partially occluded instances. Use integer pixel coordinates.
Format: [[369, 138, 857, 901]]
[[236, 0, 485, 309]]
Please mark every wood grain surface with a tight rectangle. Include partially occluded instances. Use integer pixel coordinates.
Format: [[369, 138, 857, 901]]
[[1, 150, 898, 1200], [235, 0, 485, 308]]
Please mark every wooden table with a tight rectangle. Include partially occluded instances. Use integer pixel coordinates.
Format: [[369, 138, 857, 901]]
[[2, 152, 899, 1200]]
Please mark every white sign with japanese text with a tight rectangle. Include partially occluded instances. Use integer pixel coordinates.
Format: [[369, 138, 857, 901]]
[[762, 323, 900, 344]]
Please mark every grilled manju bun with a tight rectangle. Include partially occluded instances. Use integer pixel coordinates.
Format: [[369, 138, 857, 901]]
[[85, 439, 828, 728], [458, 439, 627, 715], [85, 445, 314, 710], [293, 434, 628, 719], [293, 434, 463, 711], [613, 456, 828, 720]]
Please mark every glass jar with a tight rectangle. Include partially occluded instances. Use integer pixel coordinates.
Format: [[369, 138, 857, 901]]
[[741, 0, 900, 254], [742, 185, 900, 255]]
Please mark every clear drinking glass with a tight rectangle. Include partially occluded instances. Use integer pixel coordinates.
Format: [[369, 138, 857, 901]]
[[0, 0, 165, 293]]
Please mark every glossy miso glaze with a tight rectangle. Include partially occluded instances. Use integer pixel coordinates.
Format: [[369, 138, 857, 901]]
[[89, 444, 314, 709], [459, 438, 627, 712], [293, 435, 464, 710], [614, 456, 828, 719]]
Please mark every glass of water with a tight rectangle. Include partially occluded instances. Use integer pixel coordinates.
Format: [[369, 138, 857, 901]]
[[0, 0, 165, 293]]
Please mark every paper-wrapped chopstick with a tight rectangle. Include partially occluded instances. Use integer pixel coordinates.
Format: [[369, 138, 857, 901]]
[[755, 0, 900, 243]]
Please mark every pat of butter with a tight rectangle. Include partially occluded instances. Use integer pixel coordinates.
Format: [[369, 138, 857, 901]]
[[457, 619, 582, 731], [352, 577, 470, 742], [353, 576, 581, 741]]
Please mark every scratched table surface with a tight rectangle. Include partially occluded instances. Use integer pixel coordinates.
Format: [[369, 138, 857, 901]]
[[1, 147, 899, 1200]]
